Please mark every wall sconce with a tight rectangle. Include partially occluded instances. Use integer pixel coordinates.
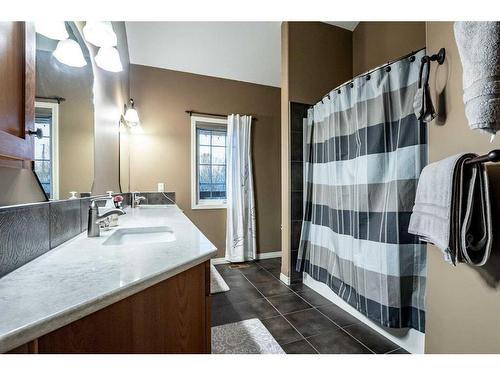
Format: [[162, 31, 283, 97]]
[[83, 21, 123, 73], [35, 21, 69, 40], [121, 98, 140, 127], [83, 21, 117, 47], [53, 39, 87, 67], [95, 46, 123, 72]]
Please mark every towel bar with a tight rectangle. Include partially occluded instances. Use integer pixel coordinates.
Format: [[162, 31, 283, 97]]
[[465, 149, 500, 165]]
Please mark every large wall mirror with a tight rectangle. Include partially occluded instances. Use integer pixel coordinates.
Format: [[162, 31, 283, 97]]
[[35, 22, 94, 200]]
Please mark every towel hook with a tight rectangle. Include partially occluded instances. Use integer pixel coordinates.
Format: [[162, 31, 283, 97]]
[[422, 48, 446, 65]]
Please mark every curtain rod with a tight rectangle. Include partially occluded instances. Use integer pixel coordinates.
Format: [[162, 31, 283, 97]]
[[36, 96, 66, 104], [185, 110, 258, 121], [315, 47, 427, 105]]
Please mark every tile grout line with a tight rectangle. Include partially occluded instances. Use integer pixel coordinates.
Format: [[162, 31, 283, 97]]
[[239, 263, 320, 354], [312, 307, 375, 353], [254, 261, 375, 354], [222, 262, 382, 354]]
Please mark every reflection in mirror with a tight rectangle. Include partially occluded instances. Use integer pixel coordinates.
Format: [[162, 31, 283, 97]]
[[35, 22, 94, 200]]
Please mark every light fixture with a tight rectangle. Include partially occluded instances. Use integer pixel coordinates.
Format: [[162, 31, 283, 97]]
[[53, 39, 87, 67], [122, 99, 140, 127], [95, 46, 123, 72], [35, 21, 69, 40], [83, 21, 117, 47]]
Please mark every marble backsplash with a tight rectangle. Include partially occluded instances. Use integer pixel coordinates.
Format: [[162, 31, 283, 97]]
[[0, 192, 175, 278]]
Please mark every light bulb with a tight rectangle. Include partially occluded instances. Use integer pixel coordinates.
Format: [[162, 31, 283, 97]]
[[95, 46, 123, 72], [124, 108, 139, 124], [53, 39, 87, 67], [35, 21, 69, 40], [124, 99, 140, 126], [83, 21, 117, 47]]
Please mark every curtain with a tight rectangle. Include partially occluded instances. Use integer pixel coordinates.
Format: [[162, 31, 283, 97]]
[[225, 114, 257, 262], [297, 49, 427, 332]]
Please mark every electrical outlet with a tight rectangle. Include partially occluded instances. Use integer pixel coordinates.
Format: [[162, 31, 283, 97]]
[[157, 183, 165, 192]]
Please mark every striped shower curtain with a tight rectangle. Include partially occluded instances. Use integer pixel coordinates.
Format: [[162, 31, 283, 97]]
[[297, 49, 427, 332]]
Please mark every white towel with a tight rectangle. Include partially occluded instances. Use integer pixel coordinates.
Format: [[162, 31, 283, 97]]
[[454, 22, 500, 134], [409, 153, 492, 266]]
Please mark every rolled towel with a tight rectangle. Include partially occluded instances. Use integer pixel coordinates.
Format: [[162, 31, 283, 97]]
[[454, 22, 500, 134], [408, 153, 492, 266]]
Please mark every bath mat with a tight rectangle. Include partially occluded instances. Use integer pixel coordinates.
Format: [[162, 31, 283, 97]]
[[211, 264, 230, 294], [211, 318, 285, 354]]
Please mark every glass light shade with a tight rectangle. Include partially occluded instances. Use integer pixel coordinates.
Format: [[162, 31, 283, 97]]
[[124, 108, 140, 125], [83, 21, 117, 47], [53, 39, 87, 67], [35, 21, 69, 40], [95, 47, 123, 72]]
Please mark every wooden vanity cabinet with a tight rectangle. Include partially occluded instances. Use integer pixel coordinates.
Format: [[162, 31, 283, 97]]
[[0, 21, 36, 168], [8, 261, 211, 354]]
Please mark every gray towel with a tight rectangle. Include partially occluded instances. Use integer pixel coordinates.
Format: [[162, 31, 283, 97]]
[[454, 22, 500, 134], [408, 153, 492, 266]]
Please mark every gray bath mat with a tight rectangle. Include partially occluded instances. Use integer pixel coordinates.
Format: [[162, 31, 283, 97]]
[[211, 264, 230, 294], [211, 318, 285, 354]]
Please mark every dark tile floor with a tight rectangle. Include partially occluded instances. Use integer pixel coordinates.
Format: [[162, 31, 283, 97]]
[[212, 258, 409, 354]]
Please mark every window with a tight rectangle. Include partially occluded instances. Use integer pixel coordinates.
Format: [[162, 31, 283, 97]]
[[33, 102, 59, 200], [191, 116, 227, 209]]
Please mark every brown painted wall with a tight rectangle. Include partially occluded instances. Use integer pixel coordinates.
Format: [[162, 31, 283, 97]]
[[129, 65, 281, 258], [288, 22, 353, 104], [425, 22, 500, 354], [281, 22, 353, 278], [353, 22, 426, 76]]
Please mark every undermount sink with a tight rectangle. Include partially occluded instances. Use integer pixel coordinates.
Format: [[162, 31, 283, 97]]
[[102, 226, 176, 246]]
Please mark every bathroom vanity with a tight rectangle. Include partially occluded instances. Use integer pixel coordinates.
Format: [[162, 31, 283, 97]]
[[0, 205, 216, 354]]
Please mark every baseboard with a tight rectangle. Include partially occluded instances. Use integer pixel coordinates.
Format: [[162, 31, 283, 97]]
[[279, 273, 290, 285], [210, 258, 230, 265], [303, 273, 425, 354], [256, 251, 282, 260], [211, 251, 282, 265]]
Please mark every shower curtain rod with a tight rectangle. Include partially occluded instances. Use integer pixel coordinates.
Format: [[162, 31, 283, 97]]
[[315, 46, 427, 105], [185, 110, 258, 121]]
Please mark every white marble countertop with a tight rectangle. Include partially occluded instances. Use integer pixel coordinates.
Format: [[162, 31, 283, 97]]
[[0, 204, 217, 353]]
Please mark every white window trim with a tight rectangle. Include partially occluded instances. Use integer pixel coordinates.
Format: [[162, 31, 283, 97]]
[[35, 101, 59, 200], [190, 115, 228, 210]]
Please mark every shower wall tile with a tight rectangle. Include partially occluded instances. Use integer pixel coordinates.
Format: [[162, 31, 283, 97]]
[[290, 102, 309, 284], [291, 132, 303, 161], [291, 103, 309, 132], [0, 203, 50, 278], [291, 192, 303, 221], [291, 220, 302, 251], [49, 199, 81, 249], [291, 162, 303, 192]]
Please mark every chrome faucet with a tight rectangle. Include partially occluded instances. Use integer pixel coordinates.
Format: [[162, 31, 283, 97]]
[[131, 192, 146, 208], [87, 199, 125, 237]]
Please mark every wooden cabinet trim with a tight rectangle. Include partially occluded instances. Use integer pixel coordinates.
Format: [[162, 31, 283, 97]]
[[0, 21, 35, 163]]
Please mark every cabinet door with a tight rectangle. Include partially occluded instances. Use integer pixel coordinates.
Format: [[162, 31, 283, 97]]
[[0, 22, 35, 165]]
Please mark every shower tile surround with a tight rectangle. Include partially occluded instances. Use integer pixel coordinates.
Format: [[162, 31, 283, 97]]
[[0, 192, 175, 278], [289, 102, 310, 283]]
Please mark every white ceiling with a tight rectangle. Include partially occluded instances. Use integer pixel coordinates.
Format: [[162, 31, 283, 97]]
[[325, 21, 359, 31], [125, 22, 358, 88]]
